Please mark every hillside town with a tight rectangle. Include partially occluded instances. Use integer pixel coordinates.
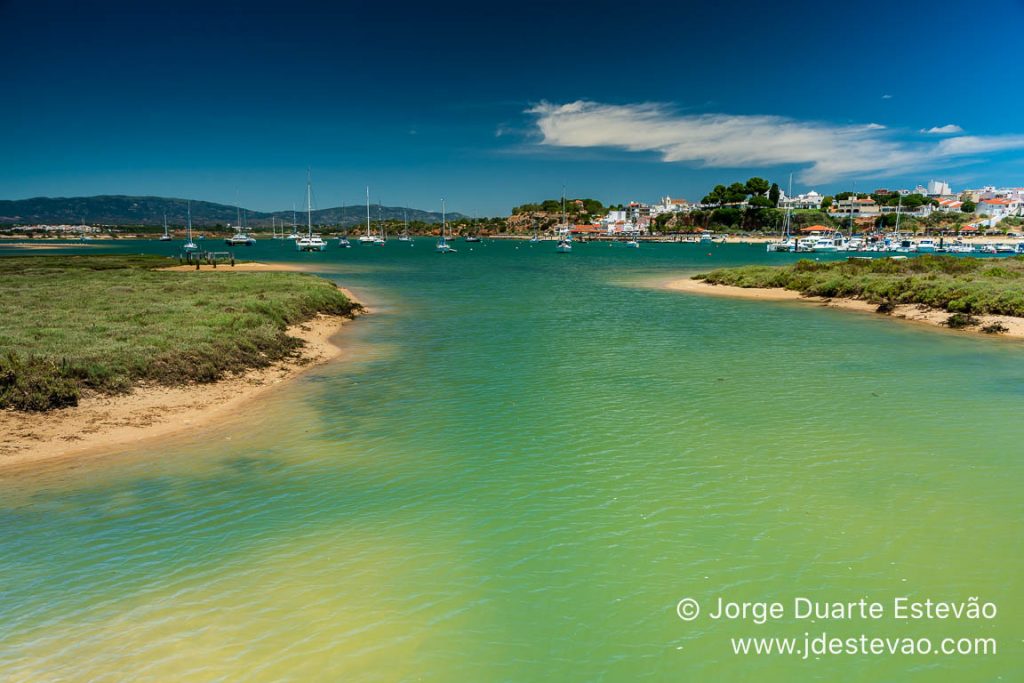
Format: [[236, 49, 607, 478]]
[[509, 180, 1024, 238]]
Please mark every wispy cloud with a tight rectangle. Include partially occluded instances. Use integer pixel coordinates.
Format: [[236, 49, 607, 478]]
[[526, 101, 1024, 183], [922, 124, 964, 134], [881, 94, 893, 99]]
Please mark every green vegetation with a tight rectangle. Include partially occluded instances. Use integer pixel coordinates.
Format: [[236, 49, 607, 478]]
[[697, 255, 1024, 317], [0, 255, 359, 411], [511, 198, 605, 218]]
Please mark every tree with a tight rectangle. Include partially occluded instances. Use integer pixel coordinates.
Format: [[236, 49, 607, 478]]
[[726, 183, 748, 203], [961, 200, 977, 213], [710, 207, 742, 228], [744, 177, 770, 196], [769, 183, 780, 207], [821, 196, 833, 211], [702, 184, 728, 206]]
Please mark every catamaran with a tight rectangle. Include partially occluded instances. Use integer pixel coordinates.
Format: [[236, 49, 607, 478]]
[[296, 171, 327, 252], [159, 213, 172, 241], [183, 201, 199, 252], [436, 199, 456, 253], [226, 204, 256, 245], [225, 231, 255, 246]]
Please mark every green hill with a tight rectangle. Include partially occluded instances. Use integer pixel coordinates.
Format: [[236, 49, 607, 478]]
[[0, 195, 465, 228]]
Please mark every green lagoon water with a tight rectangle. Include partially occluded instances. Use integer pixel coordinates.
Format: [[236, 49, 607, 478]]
[[1, 239, 1021, 681]]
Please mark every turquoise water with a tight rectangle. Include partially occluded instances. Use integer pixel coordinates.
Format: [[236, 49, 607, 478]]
[[1, 239, 1021, 681]]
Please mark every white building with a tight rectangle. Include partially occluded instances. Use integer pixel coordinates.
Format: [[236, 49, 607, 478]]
[[976, 198, 1021, 218], [779, 190, 823, 210], [927, 180, 953, 196]]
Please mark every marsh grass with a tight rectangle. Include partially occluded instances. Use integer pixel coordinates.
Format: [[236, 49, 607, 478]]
[[698, 255, 1024, 318], [0, 255, 359, 410]]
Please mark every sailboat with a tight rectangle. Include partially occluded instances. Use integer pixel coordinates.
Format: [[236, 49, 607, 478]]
[[556, 192, 572, 253], [183, 201, 199, 252], [436, 199, 456, 253], [375, 204, 386, 245], [398, 209, 412, 241], [286, 205, 301, 240], [358, 187, 379, 243], [624, 230, 639, 248], [226, 203, 256, 245], [159, 213, 172, 241], [296, 171, 327, 252], [768, 174, 796, 252]]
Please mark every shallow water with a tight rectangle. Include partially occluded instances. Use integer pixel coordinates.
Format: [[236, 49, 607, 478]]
[[1, 239, 1021, 681]]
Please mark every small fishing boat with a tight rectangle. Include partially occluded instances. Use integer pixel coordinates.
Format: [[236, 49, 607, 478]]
[[624, 235, 639, 248], [465, 235, 481, 243], [915, 238, 937, 253], [338, 235, 351, 248]]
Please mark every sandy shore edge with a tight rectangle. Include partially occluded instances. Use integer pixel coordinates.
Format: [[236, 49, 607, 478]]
[[0, 283, 365, 470], [663, 276, 1024, 340]]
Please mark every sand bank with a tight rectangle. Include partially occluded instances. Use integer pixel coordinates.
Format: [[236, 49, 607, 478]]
[[0, 241, 105, 249], [0, 294, 364, 470], [663, 277, 1024, 340], [158, 261, 309, 272]]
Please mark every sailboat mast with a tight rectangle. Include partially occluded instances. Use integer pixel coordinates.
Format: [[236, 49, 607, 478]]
[[187, 201, 192, 240], [306, 170, 313, 237], [442, 199, 446, 238], [784, 173, 793, 239], [366, 186, 371, 236], [895, 193, 902, 233]]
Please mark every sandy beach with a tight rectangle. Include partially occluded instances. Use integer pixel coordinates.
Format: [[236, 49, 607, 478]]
[[0, 311, 360, 470], [158, 261, 311, 272], [663, 276, 1024, 340]]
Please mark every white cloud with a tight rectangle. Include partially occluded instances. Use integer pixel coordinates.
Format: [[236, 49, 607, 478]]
[[526, 101, 1024, 183], [922, 124, 964, 134], [881, 94, 893, 99]]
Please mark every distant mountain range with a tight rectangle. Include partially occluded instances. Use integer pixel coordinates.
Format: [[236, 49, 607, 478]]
[[0, 195, 467, 227]]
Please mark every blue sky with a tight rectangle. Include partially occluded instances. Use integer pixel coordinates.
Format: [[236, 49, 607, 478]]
[[3, 0, 1024, 215]]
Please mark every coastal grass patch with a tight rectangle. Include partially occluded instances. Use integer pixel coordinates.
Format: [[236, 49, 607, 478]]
[[696, 255, 1024, 318], [0, 254, 359, 411]]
